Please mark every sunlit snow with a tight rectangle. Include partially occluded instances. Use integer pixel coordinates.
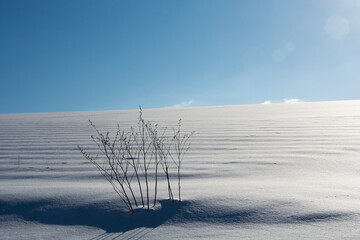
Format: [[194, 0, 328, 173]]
[[1, 100, 360, 239]]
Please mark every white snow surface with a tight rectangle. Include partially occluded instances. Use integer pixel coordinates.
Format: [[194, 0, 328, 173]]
[[1, 100, 360, 239]]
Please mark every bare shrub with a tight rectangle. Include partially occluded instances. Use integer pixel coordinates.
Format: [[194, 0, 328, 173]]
[[78, 108, 193, 214], [171, 120, 194, 202]]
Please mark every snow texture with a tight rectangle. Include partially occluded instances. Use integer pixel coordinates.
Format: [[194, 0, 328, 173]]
[[1, 100, 360, 239]]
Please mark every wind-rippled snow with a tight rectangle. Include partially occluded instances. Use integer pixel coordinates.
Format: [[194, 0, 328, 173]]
[[1, 100, 360, 239]]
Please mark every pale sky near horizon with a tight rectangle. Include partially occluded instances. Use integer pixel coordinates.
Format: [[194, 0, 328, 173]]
[[1, 0, 360, 113]]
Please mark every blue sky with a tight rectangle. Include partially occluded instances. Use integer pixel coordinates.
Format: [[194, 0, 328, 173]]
[[1, 0, 360, 113]]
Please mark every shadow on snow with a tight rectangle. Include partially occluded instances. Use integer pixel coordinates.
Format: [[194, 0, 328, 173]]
[[0, 199, 352, 233], [0, 199, 187, 232]]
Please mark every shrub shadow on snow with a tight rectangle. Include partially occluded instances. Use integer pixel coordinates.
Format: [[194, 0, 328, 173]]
[[0, 199, 352, 233], [0, 199, 187, 232]]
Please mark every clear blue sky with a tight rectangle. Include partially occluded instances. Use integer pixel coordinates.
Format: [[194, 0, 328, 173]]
[[1, 0, 359, 113]]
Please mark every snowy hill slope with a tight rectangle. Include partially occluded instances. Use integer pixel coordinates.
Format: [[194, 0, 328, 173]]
[[1, 100, 360, 239]]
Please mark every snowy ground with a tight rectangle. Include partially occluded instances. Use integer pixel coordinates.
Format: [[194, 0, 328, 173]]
[[1, 100, 360, 239]]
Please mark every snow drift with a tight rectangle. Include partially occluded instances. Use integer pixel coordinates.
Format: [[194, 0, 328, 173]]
[[1, 100, 360, 239]]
